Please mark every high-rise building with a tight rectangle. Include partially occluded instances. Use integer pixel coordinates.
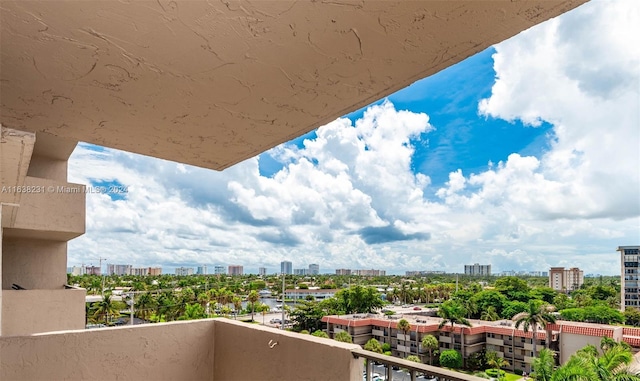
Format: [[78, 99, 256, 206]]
[[196, 265, 207, 275], [131, 267, 149, 276], [175, 267, 194, 276], [281, 261, 292, 275], [335, 269, 351, 275], [85, 266, 101, 275], [148, 267, 162, 276], [620, 246, 640, 309], [549, 267, 584, 292], [352, 269, 386, 276], [69, 266, 83, 276], [294, 268, 307, 275], [464, 263, 491, 276], [214, 265, 226, 275], [228, 265, 243, 276], [258, 267, 267, 276], [308, 264, 319, 275], [107, 264, 132, 276]]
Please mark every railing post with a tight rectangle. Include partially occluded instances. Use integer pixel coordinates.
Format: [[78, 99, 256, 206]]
[[386, 364, 392, 381], [410, 369, 416, 381], [366, 359, 372, 381]]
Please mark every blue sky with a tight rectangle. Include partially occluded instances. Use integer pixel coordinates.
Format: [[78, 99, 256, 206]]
[[68, 0, 639, 276], [259, 47, 555, 190]]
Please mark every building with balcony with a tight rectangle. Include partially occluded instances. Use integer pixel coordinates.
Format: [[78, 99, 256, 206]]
[[309, 264, 320, 275], [336, 268, 352, 275], [214, 265, 226, 275], [549, 267, 584, 292], [0, 0, 587, 379], [228, 265, 244, 276], [175, 267, 195, 276], [323, 314, 640, 374], [464, 263, 491, 276], [107, 264, 132, 276], [280, 261, 293, 275], [258, 267, 267, 276], [620, 246, 640, 309], [285, 288, 339, 301]]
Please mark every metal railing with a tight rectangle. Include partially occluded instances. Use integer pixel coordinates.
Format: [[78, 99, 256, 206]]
[[352, 348, 488, 381]]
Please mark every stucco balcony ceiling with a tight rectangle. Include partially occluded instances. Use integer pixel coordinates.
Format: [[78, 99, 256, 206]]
[[0, 0, 587, 170]]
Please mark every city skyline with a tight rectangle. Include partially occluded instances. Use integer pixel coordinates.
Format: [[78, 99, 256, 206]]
[[66, 0, 638, 276]]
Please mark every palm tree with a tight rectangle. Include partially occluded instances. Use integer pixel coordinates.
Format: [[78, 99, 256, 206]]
[[574, 339, 640, 381], [135, 292, 157, 321], [421, 334, 439, 365], [397, 319, 412, 358], [91, 293, 120, 325], [247, 290, 259, 321], [485, 350, 509, 379], [532, 348, 555, 381], [438, 301, 472, 363], [481, 306, 500, 321], [231, 296, 242, 319], [513, 301, 556, 358], [178, 303, 206, 320]]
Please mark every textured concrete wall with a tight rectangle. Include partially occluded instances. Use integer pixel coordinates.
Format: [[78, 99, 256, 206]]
[[1, 238, 67, 289], [0, 320, 216, 381], [1, 288, 85, 336], [10, 176, 85, 239], [214, 319, 362, 381], [26, 155, 68, 182]]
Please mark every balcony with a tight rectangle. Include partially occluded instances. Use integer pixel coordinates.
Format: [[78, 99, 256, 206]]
[[1, 319, 488, 381], [1, 319, 362, 380], [486, 337, 503, 346], [1, 287, 85, 336], [6, 176, 85, 241]]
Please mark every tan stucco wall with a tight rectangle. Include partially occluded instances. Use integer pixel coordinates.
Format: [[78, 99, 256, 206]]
[[214, 319, 363, 381], [1, 288, 85, 336], [0, 320, 216, 381], [1, 238, 67, 289], [559, 330, 622, 363], [9, 176, 85, 239], [26, 155, 68, 182]]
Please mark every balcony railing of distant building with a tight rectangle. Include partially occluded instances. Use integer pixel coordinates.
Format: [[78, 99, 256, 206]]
[[352, 348, 487, 381]]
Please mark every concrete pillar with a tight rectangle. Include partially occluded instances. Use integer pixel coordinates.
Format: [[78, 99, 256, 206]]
[[0, 127, 86, 335]]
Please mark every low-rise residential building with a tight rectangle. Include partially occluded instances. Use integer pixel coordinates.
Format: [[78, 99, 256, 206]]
[[321, 315, 640, 374], [285, 289, 339, 301]]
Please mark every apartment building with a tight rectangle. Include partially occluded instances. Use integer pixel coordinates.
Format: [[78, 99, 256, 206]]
[[284, 289, 339, 301], [196, 265, 207, 275], [549, 267, 584, 292], [464, 263, 491, 276], [258, 267, 267, 276], [214, 265, 226, 275], [280, 261, 293, 275], [175, 267, 194, 276], [353, 269, 386, 276], [322, 314, 636, 374], [294, 268, 308, 275], [309, 264, 320, 275], [336, 269, 352, 275], [228, 265, 244, 276], [619, 246, 640, 308], [107, 264, 132, 276]]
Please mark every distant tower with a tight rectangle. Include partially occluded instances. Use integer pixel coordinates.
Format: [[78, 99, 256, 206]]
[[309, 264, 320, 275], [280, 261, 292, 275]]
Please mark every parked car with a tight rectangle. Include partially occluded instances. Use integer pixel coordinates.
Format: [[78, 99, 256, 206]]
[[413, 306, 422, 311]]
